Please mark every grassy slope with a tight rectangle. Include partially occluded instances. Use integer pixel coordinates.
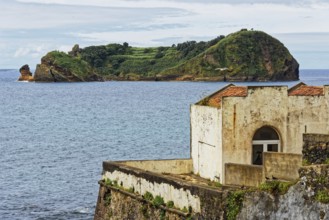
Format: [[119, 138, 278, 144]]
[[161, 30, 294, 79], [43, 51, 92, 78], [43, 29, 297, 81]]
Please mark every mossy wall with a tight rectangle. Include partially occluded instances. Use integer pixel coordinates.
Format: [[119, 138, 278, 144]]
[[303, 134, 329, 165]]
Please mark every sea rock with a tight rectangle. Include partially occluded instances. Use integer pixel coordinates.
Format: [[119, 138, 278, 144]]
[[18, 64, 34, 81]]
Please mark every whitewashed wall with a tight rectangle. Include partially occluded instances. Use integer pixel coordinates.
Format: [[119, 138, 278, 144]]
[[103, 170, 201, 212], [190, 105, 222, 182]]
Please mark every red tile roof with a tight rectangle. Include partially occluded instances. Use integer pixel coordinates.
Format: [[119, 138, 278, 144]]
[[288, 85, 324, 96], [205, 85, 247, 108]]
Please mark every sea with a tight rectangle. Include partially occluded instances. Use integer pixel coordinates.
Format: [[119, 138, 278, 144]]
[[0, 69, 329, 220]]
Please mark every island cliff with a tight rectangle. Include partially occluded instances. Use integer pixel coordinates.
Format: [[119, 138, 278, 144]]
[[30, 29, 299, 82]]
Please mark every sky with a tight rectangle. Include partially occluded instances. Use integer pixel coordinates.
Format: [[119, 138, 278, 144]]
[[1, 0, 329, 69]]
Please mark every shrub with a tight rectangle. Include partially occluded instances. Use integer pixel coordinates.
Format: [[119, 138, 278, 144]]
[[143, 191, 154, 201], [153, 195, 165, 207], [166, 200, 174, 208]]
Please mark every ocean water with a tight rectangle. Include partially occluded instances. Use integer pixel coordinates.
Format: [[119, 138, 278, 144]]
[[0, 69, 329, 219]]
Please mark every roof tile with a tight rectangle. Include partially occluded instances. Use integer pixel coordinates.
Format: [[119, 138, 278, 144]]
[[288, 85, 324, 96], [207, 86, 247, 107]]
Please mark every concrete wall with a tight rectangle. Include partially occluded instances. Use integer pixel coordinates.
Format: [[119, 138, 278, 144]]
[[118, 159, 193, 174], [225, 163, 263, 187], [190, 105, 222, 181], [102, 161, 201, 212], [287, 87, 329, 153], [263, 152, 302, 181], [221, 86, 289, 173]]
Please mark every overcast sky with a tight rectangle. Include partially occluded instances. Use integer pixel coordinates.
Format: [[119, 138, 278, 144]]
[[1, 0, 329, 69]]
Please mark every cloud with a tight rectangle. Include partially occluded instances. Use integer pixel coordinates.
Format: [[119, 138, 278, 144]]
[[14, 44, 49, 58], [15, 0, 329, 7], [0, 0, 328, 68], [14, 47, 31, 58]]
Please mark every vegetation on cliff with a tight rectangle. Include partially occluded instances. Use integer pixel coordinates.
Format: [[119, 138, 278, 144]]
[[33, 29, 299, 82]]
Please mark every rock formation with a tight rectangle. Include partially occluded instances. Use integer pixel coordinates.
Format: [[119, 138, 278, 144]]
[[33, 50, 104, 82], [18, 64, 34, 81]]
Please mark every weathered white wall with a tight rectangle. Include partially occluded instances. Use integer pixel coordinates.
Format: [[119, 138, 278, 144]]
[[221, 86, 289, 180], [103, 170, 201, 212], [195, 85, 329, 184], [287, 86, 329, 153], [190, 105, 222, 181]]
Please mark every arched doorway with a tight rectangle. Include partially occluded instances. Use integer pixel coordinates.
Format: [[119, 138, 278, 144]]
[[252, 126, 280, 165]]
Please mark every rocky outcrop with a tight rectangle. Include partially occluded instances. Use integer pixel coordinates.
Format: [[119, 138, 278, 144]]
[[239, 181, 328, 219], [33, 51, 103, 82], [18, 64, 34, 81]]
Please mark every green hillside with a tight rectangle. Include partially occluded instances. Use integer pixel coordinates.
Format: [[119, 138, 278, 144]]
[[33, 29, 299, 82]]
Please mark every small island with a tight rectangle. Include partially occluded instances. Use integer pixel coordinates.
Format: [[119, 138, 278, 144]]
[[20, 29, 299, 82]]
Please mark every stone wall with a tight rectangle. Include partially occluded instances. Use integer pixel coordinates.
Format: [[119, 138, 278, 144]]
[[263, 152, 302, 181], [117, 159, 192, 174], [94, 183, 186, 220], [94, 161, 229, 219], [225, 163, 263, 187], [101, 161, 201, 212], [303, 133, 329, 165], [238, 165, 329, 219], [299, 164, 329, 197]]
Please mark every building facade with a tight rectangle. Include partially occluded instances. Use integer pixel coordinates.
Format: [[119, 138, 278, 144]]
[[191, 83, 329, 183]]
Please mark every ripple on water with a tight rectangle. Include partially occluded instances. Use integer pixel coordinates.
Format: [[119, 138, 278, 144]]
[[0, 69, 328, 219]]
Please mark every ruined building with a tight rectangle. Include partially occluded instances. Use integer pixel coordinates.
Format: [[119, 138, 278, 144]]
[[94, 83, 329, 219]]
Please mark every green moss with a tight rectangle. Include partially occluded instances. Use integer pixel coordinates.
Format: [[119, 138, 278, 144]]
[[128, 187, 135, 193], [160, 209, 166, 220], [315, 190, 329, 203], [104, 178, 113, 186], [143, 191, 154, 202], [259, 181, 294, 195], [207, 180, 222, 188], [181, 206, 188, 213], [166, 200, 174, 208], [302, 159, 311, 166], [140, 204, 149, 218], [325, 158, 329, 165], [226, 190, 246, 220], [153, 196, 165, 207], [104, 194, 112, 206]]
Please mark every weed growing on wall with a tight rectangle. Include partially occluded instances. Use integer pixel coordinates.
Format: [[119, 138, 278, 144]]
[[104, 194, 111, 206], [259, 180, 294, 195], [143, 191, 154, 202], [226, 190, 246, 220], [153, 196, 165, 207], [166, 201, 174, 208]]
